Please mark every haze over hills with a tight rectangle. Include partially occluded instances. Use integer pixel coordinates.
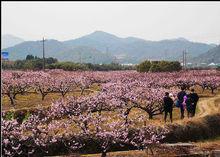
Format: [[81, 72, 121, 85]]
[[3, 39, 69, 60], [63, 31, 215, 63], [3, 39, 115, 64], [192, 45, 220, 64], [1, 31, 216, 64], [1, 34, 24, 49]]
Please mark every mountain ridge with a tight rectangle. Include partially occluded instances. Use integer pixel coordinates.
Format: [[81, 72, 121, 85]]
[[2, 31, 216, 64], [192, 45, 220, 64]]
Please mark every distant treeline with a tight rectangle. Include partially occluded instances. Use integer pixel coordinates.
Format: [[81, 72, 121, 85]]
[[6, 55, 211, 72], [2, 55, 58, 70], [2, 55, 134, 71], [136, 60, 182, 72], [47, 62, 134, 71]]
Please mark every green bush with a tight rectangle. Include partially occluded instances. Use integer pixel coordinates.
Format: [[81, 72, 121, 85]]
[[47, 62, 89, 71], [47, 62, 134, 71], [137, 60, 182, 72], [3, 55, 135, 71], [4, 111, 15, 120], [149, 61, 162, 72], [136, 60, 151, 72], [2, 55, 58, 70]]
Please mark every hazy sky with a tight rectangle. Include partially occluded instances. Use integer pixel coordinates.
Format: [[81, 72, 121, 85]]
[[2, 2, 220, 44]]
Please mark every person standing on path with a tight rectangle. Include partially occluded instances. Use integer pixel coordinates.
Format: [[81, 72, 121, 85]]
[[177, 86, 187, 119], [163, 92, 174, 123], [189, 88, 199, 117], [185, 94, 193, 118]]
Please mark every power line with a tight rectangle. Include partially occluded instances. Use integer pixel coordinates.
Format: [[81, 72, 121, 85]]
[[182, 50, 184, 69], [185, 50, 186, 69]]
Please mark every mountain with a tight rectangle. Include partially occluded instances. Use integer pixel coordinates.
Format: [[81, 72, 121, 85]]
[[63, 31, 214, 63], [192, 45, 220, 64], [64, 31, 123, 52], [2, 31, 215, 64], [2, 39, 114, 63], [3, 39, 69, 60], [57, 46, 114, 64], [1, 34, 24, 49]]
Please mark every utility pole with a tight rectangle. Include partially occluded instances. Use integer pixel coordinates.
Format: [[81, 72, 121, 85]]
[[182, 50, 187, 70], [41, 37, 46, 71], [183, 50, 185, 69], [184, 50, 187, 69]]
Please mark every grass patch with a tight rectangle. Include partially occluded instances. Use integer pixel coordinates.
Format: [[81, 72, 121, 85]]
[[164, 113, 220, 143], [3, 110, 15, 120], [2, 88, 97, 112]]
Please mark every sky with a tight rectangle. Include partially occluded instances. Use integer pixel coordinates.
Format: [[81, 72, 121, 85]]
[[2, 1, 220, 44]]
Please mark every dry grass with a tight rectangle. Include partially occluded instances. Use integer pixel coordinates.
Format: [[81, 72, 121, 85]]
[[81, 150, 175, 157], [2, 84, 220, 157], [195, 137, 220, 151], [80, 137, 220, 157], [2, 86, 220, 128], [2, 83, 100, 112]]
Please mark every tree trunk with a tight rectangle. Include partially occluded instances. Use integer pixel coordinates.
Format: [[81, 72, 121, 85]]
[[80, 89, 84, 95], [13, 93, 18, 99], [61, 92, 65, 97], [9, 95, 15, 106], [124, 107, 132, 124], [202, 87, 205, 93], [149, 147, 154, 156], [144, 120, 147, 126], [101, 151, 107, 157], [42, 94, 46, 100], [148, 114, 153, 119], [98, 110, 102, 116], [211, 88, 214, 94], [125, 115, 128, 124]]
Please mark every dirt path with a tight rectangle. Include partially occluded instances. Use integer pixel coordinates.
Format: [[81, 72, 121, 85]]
[[197, 93, 220, 118]]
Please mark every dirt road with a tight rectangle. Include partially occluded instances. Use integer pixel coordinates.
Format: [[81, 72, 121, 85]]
[[197, 93, 220, 118]]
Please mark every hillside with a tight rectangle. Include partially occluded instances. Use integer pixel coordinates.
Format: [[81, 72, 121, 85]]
[[2, 39, 115, 63], [3, 39, 69, 60], [1, 34, 24, 49], [56, 46, 114, 63], [192, 45, 220, 64], [2, 31, 215, 64], [63, 31, 214, 63]]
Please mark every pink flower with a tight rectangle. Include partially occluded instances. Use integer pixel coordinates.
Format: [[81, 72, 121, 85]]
[[3, 139, 10, 145]]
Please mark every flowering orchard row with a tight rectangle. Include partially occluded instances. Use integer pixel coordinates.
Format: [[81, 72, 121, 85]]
[[2, 103, 168, 157], [2, 69, 220, 156], [2, 69, 220, 106]]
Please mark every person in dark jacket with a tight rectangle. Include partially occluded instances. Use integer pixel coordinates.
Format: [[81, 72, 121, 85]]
[[163, 92, 174, 123], [177, 86, 187, 119], [185, 94, 193, 118], [189, 89, 199, 117]]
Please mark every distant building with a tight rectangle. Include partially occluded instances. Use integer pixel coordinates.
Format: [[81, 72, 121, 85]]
[[122, 63, 135, 66], [208, 63, 216, 66]]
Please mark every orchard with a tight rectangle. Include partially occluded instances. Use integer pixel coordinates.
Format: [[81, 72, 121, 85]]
[[1, 69, 220, 156]]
